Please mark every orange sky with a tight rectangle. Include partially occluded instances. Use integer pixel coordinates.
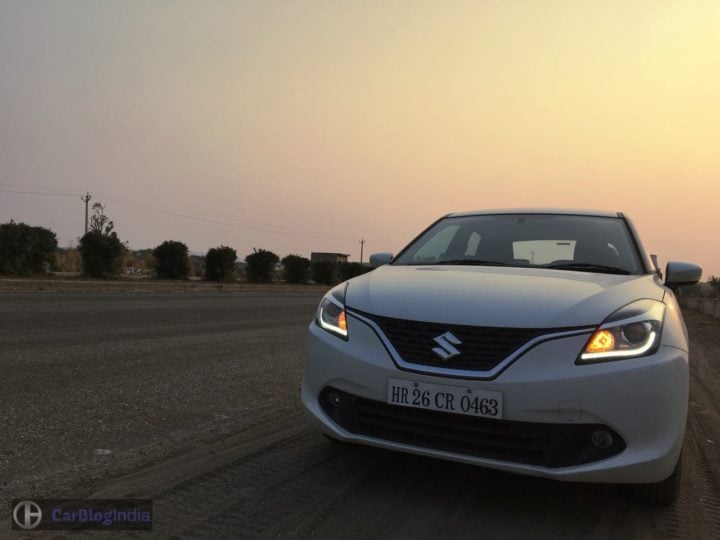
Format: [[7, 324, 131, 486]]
[[1, 1, 718, 277]]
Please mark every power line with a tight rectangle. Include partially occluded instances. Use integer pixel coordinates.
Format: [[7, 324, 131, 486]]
[[0, 188, 78, 197], [0, 183, 360, 242], [105, 194, 357, 242], [0, 181, 85, 191]]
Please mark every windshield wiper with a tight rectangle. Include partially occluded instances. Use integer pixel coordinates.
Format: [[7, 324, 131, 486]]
[[546, 262, 631, 275], [429, 259, 513, 267]]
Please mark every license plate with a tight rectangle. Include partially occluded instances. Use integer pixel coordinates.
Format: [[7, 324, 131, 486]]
[[387, 378, 503, 419]]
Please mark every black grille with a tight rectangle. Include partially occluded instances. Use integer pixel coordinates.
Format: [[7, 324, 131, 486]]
[[359, 311, 551, 371], [320, 388, 625, 468]]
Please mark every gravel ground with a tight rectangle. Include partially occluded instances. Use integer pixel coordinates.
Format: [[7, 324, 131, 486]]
[[1, 293, 718, 539], [0, 292, 322, 498]]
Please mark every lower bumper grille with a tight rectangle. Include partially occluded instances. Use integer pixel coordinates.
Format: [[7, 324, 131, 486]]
[[320, 388, 625, 468]]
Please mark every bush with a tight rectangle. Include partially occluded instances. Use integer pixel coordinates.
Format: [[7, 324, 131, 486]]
[[282, 254, 311, 283], [0, 221, 57, 276], [311, 260, 338, 285], [205, 246, 237, 281], [78, 203, 127, 278], [153, 241, 190, 279], [339, 262, 372, 281], [709, 276, 720, 295], [78, 230, 125, 278], [245, 248, 279, 282]]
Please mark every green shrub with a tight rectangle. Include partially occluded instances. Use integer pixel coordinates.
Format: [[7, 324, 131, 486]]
[[311, 260, 338, 285], [153, 241, 190, 279], [282, 254, 311, 283], [339, 262, 372, 281], [205, 246, 237, 281], [709, 276, 720, 294], [78, 203, 126, 278], [0, 221, 57, 276], [78, 229, 125, 278], [245, 248, 279, 282]]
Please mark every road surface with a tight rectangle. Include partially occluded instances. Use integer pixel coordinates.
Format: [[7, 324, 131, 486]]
[[1, 293, 718, 538]]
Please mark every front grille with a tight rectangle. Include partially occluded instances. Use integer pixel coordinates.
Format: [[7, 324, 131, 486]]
[[320, 388, 625, 468], [358, 311, 551, 371]]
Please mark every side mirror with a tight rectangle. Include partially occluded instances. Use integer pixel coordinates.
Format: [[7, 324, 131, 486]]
[[665, 261, 702, 289], [369, 252, 394, 267]]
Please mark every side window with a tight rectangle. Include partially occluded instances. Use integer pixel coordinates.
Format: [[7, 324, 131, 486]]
[[412, 225, 460, 263]]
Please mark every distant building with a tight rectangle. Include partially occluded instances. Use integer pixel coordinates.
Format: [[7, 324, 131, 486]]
[[311, 252, 350, 264]]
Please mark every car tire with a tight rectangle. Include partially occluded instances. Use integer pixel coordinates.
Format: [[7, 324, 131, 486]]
[[633, 453, 682, 505]]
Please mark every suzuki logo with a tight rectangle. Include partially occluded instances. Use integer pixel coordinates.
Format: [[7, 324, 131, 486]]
[[432, 331, 462, 361]]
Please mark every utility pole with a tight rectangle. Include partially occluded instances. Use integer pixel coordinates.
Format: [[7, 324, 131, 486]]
[[81, 192, 92, 235], [359, 238, 365, 264]]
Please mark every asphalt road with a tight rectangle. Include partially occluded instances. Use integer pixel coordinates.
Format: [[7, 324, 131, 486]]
[[1, 293, 719, 539]]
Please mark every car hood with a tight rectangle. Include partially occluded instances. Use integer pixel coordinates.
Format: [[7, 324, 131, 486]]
[[346, 265, 665, 328]]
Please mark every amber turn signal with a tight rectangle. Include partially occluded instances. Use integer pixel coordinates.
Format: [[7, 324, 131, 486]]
[[338, 310, 347, 331], [586, 329, 615, 353]]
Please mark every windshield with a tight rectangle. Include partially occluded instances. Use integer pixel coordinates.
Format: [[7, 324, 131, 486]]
[[393, 214, 645, 274]]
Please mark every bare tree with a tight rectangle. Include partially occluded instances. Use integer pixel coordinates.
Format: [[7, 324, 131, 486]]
[[89, 203, 114, 236]]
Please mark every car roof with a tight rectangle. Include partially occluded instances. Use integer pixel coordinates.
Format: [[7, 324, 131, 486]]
[[446, 208, 622, 218]]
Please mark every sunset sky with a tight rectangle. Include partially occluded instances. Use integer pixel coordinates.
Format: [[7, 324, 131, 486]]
[[1, 1, 718, 277]]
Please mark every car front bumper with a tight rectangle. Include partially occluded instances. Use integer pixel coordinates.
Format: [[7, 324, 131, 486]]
[[301, 313, 688, 484]]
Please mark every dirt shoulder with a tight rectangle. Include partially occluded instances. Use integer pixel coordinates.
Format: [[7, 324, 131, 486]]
[[0, 277, 330, 294]]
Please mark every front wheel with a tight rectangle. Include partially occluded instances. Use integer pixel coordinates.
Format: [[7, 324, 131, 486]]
[[633, 453, 682, 505]]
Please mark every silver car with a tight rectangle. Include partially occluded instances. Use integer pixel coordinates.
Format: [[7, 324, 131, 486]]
[[302, 209, 702, 504]]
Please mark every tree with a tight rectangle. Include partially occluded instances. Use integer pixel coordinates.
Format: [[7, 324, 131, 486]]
[[245, 248, 279, 283], [78, 204, 125, 278], [312, 260, 338, 285], [205, 246, 237, 282], [281, 254, 311, 283], [709, 276, 720, 294], [89, 202, 110, 234], [0, 220, 58, 276], [153, 241, 190, 279]]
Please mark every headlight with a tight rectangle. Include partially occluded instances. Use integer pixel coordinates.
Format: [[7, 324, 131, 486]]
[[577, 299, 665, 364], [316, 284, 348, 339]]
